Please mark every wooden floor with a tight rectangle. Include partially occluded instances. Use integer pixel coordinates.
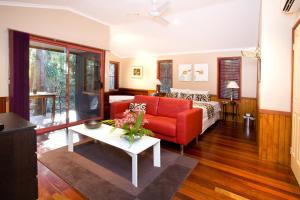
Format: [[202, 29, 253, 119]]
[[37, 121, 300, 200]]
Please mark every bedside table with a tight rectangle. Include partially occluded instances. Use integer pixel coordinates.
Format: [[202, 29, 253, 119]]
[[221, 101, 239, 121]]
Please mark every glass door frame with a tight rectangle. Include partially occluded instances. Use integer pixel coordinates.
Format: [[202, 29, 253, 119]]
[[30, 35, 105, 135]]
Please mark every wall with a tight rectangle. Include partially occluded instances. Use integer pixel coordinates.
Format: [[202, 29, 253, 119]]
[[258, 0, 300, 166], [120, 51, 257, 98], [0, 5, 110, 96], [260, 0, 299, 112]]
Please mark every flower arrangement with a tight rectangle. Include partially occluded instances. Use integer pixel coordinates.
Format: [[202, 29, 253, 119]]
[[102, 109, 153, 144]]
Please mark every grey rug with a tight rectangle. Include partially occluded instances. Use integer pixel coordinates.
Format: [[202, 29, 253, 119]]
[[38, 140, 197, 200]]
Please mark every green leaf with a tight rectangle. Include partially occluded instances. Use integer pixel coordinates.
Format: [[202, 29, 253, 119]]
[[133, 112, 144, 131]]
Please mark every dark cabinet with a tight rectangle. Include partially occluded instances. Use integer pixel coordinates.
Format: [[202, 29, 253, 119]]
[[0, 113, 37, 200]]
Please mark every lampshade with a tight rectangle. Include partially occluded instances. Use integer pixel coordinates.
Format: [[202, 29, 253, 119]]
[[226, 81, 239, 89], [155, 79, 162, 85]]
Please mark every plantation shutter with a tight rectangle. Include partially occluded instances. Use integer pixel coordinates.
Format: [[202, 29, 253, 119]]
[[158, 60, 172, 93], [218, 57, 241, 100]]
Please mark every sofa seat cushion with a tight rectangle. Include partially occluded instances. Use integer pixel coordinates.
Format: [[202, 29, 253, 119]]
[[144, 116, 177, 137]]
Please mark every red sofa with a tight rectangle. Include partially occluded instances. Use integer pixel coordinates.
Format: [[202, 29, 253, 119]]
[[110, 95, 203, 153]]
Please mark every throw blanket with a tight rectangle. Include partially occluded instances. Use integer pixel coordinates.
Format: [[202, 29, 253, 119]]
[[193, 101, 215, 119]]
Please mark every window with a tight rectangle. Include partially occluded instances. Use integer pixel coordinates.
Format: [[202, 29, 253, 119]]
[[218, 57, 241, 100], [109, 61, 119, 90], [157, 60, 173, 93]]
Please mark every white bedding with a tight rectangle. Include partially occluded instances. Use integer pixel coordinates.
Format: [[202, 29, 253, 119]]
[[192, 101, 221, 119], [192, 100, 221, 133], [109, 95, 134, 103]]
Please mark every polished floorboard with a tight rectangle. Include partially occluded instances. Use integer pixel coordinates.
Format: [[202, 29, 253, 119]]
[[37, 121, 300, 200]]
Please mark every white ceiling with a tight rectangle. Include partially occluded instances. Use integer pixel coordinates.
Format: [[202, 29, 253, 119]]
[[0, 0, 260, 57]]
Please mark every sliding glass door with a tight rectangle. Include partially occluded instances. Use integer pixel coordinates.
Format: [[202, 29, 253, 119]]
[[69, 48, 102, 123], [29, 41, 67, 129], [29, 36, 104, 133]]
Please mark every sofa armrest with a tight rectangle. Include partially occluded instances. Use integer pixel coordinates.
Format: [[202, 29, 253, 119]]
[[110, 100, 133, 119], [176, 108, 202, 145]]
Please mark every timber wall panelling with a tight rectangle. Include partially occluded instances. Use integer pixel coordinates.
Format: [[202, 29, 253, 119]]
[[258, 110, 291, 166], [0, 97, 8, 113], [210, 95, 257, 123]]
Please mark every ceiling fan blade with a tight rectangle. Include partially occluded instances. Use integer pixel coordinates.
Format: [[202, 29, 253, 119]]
[[154, 16, 170, 25]]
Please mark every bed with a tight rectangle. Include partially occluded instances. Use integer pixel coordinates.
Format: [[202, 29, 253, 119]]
[[192, 100, 221, 133], [168, 88, 221, 134]]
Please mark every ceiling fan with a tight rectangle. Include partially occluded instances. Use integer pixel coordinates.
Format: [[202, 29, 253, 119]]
[[128, 0, 171, 25]]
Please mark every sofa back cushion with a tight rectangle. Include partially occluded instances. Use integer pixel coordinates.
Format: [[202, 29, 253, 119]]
[[157, 97, 192, 118], [134, 95, 159, 115]]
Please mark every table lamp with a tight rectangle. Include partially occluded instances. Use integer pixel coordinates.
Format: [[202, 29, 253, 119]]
[[226, 81, 239, 101], [155, 79, 162, 93]]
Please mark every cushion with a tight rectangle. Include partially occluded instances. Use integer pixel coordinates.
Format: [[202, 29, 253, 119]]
[[170, 88, 189, 93], [157, 97, 192, 118], [188, 89, 209, 94], [193, 94, 210, 102], [178, 93, 193, 100], [144, 116, 177, 137], [134, 95, 159, 115], [144, 114, 155, 121], [165, 92, 178, 98], [129, 103, 146, 112]]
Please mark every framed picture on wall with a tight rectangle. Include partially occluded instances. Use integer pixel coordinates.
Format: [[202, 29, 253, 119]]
[[132, 66, 143, 78], [178, 64, 192, 81], [193, 64, 208, 81]]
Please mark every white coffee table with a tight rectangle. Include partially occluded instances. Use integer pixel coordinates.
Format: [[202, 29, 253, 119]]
[[68, 124, 161, 187]]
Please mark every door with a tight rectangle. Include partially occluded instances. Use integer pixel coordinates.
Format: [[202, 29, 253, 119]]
[[291, 23, 300, 183]]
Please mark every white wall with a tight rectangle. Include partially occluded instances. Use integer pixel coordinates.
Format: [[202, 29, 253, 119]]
[[120, 51, 257, 98], [260, 0, 300, 112], [0, 5, 110, 96]]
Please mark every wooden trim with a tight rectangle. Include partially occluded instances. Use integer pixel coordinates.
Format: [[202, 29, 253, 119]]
[[157, 60, 173, 92], [210, 95, 256, 101], [0, 97, 7, 113], [259, 109, 291, 116], [217, 57, 242, 100], [30, 34, 105, 54]]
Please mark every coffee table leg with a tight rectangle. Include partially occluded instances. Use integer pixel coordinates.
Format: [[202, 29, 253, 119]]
[[132, 154, 138, 187], [67, 129, 73, 152], [153, 142, 161, 167]]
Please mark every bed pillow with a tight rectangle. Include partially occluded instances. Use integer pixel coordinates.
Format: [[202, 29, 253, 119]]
[[129, 103, 147, 113], [170, 88, 190, 94], [178, 93, 193, 100], [166, 92, 178, 98], [193, 94, 210, 102], [189, 89, 209, 95]]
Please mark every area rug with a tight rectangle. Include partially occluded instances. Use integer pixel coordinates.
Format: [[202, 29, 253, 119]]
[[38, 140, 197, 200]]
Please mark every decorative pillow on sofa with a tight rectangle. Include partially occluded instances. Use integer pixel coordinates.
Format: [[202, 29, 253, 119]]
[[179, 93, 193, 100], [193, 94, 210, 102], [129, 103, 146, 112], [166, 92, 178, 98]]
